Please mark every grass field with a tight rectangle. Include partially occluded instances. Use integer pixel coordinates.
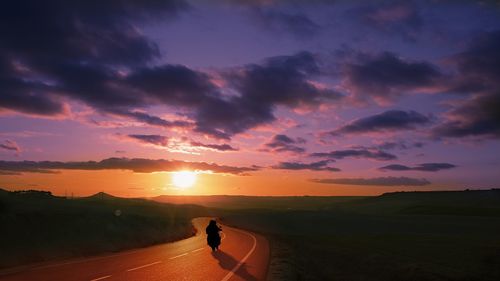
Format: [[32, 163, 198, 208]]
[[2, 188, 500, 281], [153, 195, 362, 210], [219, 189, 500, 281], [0, 189, 210, 269]]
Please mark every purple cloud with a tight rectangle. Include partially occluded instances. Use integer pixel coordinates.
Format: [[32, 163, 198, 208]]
[[311, 149, 397, 161], [341, 52, 442, 103], [328, 110, 431, 136], [0, 140, 21, 153], [273, 160, 340, 171], [0, 157, 258, 175], [379, 163, 456, 172], [311, 176, 430, 186], [262, 134, 307, 153]]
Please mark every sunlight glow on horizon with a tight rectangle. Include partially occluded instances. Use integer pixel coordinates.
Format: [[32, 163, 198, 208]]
[[171, 171, 197, 189]]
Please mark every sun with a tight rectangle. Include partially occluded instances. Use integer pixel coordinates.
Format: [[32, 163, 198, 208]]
[[171, 171, 197, 189]]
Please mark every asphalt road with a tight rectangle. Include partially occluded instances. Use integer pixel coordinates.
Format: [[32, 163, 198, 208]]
[[0, 217, 269, 281]]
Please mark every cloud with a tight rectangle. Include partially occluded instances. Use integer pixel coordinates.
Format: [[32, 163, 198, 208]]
[[341, 52, 442, 103], [310, 176, 430, 186], [0, 170, 21, 176], [123, 134, 237, 152], [0, 1, 341, 141], [431, 31, 500, 140], [189, 141, 238, 152], [196, 51, 343, 139], [379, 163, 457, 172], [374, 140, 424, 150], [127, 134, 170, 146], [432, 93, 500, 139], [110, 109, 191, 129], [0, 0, 189, 116], [348, 2, 422, 41], [0, 157, 258, 175], [449, 30, 500, 93], [250, 7, 321, 38], [262, 134, 306, 153], [311, 149, 397, 161], [0, 140, 21, 153], [328, 110, 431, 136], [126, 64, 217, 107], [273, 160, 340, 171]]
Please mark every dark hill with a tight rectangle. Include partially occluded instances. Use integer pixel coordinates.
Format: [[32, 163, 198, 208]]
[[0, 189, 209, 269], [85, 191, 120, 200], [340, 189, 500, 216]]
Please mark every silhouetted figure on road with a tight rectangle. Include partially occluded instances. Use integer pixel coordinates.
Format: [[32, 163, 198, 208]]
[[206, 219, 222, 251]]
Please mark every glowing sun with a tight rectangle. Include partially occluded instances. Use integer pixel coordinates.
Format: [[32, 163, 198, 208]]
[[171, 171, 197, 188]]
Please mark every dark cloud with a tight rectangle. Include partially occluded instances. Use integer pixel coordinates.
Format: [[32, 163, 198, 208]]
[[0, 140, 21, 153], [251, 7, 321, 38], [341, 52, 442, 102], [432, 31, 500, 139], [450, 30, 500, 91], [432, 93, 500, 139], [0, 0, 189, 116], [127, 134, 169, 146], [196, 52, 343, 139], [262, 134, 306, 153], [379, 163, 457, 172], [311, 149, 397, 161], [328, 110, 431, 136], [189, 141, 238, 152], [111, 110, 191, 128], [347, 2, 422, 41], [125, 134, 237, 152], [375, 140, 425, 150], [0, 1, 342, 140], [310, 176, 430, 186], [126, 64, 216, 106], [0, 157, 258, 175], [273, 160, 340, 171]]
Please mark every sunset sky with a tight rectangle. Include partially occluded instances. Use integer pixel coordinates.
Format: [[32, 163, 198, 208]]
[[1, 0, 499, 197]]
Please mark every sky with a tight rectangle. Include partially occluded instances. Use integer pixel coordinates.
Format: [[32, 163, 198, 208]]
[[1, 0, 500, 197]]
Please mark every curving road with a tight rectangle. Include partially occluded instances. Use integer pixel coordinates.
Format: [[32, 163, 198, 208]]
[[0, 218, 269, 281]]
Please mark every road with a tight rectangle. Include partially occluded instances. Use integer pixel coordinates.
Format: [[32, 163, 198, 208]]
[[0, 217, 269, 281]]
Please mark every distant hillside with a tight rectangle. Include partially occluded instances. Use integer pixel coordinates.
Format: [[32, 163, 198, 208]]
[[152, 195, 364, 210], [338, 189, 500, 216], [84, 191, 121, 200], [0, 189, 210, 269]]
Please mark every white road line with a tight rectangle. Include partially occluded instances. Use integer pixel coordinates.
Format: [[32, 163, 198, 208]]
[[191, 248, 205, 253], [220, 228, 258, 281], [126, 261, 162, 272], [169, 253, 188, 260], [89, 275, 112, 281]]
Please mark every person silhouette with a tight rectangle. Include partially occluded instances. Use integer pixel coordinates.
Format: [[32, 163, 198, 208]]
[[206, 219, 222, 251]]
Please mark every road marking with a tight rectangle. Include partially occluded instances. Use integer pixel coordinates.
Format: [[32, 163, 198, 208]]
[[191, 247, 205, 253], [126, 261, 162, 272], [90, 275, 112, 281], [169, 253, 188, 260], [220, 228, 257, 281]]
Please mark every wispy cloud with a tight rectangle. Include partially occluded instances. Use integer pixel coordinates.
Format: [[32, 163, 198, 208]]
[[0, 157, 258, 175], [261, 134, 306, 153], [379, 163, 457, 172], [310, 176, 430, 186], [0, 140, 21, 154], [273, 160, 339, 171], [326, 110, 431, 136], [311, 149, 397, 161]]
